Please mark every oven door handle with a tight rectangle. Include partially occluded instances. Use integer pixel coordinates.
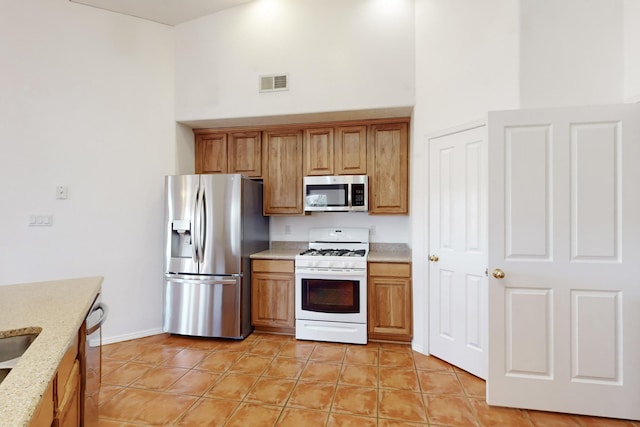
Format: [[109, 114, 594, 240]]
[[295, 268, 366, 276]]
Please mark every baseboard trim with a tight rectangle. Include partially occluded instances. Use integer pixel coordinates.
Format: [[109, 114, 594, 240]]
[[102, 328, 165, 345]]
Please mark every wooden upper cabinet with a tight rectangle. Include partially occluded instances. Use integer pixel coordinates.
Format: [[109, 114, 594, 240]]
[[304, 128, 334, 176], [304, 125, 366, 176], [335, 125, 367, 175], [193, 117, 409, 216], [195, 131, 262, 177], [367, 121, 409, 214], [228, 131, 262, 177], [195, 132, 227, 174], [263, 129, 304, 215]]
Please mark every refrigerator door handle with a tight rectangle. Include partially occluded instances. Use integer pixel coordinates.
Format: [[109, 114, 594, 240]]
[[192, 185, 202, 264], [193, 186, 198, 263], [197, 182, 206, 264]]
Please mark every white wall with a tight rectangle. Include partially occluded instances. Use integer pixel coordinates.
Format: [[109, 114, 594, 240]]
[[519, 0, 624, 108], [175, 0, 416, 245], [413, 0, 520, 136], [412, 0, 520, 353], [624, 0, 640, 102], [0, 0, 175, 342], [175, 0, 415, 121]]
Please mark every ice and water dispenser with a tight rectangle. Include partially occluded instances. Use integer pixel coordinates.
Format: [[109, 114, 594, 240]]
[[171, 219, 193, 258]]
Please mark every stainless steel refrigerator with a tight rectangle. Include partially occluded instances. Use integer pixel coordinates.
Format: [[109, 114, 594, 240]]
[[163, 174, 269, 339]]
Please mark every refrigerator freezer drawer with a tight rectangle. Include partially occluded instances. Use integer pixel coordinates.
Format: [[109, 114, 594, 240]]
[[163, 275, 245, 339]]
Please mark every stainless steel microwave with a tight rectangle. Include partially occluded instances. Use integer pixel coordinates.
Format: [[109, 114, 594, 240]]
[[304, 175, 368, 212]]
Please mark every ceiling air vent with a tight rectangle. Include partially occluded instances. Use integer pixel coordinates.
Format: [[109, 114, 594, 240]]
[[259, 74, 289, 92]]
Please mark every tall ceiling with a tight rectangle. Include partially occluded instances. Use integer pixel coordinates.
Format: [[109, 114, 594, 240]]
[[69, 0, 253, 26]]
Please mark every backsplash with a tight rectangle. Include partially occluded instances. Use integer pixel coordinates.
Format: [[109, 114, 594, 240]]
[[269, 212, 411, 244]]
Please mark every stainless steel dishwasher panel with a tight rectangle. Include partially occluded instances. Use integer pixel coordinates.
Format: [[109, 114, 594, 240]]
[[83, 295, 108, 426], [163, 274, 243, 338]]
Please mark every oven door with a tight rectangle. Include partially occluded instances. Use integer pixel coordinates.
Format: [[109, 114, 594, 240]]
[[295, 270, 367, 324]]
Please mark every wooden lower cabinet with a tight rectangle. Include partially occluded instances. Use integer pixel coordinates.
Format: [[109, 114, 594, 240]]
[[251, 259, 295, 334], [57, 360, 81, 427], [368, 262, 413, 342], [28, 330, 82, 427], [28, 379, 54, 427]]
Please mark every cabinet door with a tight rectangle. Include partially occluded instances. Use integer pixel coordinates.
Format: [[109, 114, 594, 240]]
[[367, 122, 409, 214], [195, 133, 228, 174], [28, 380, 54, 427], [57, 360, 81, 427], [335, 125, 367, 175], [304, 128, 334, 176], [368, 263, 412, 342], [229, 131, 262, 177], [251, 272, 295, 329], [263, 129, 303, 215]]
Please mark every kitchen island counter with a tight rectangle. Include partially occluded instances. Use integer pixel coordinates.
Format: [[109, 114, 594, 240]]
[[0, 276, 103, 427]]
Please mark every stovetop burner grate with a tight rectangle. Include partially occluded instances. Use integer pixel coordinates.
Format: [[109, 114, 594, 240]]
[[299, 248, 366, 257]]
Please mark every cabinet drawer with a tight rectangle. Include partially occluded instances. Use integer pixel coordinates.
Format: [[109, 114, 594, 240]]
[[369, 262, 411, 278], [252, 260, 294, 274]]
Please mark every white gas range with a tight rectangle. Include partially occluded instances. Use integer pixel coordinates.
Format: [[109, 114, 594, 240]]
[[294, 227, 369, 345]]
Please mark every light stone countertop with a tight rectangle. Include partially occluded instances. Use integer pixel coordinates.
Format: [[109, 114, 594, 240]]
[[250, 242, 411, 263], [250, 241, 307, 260], [368, 243, 412, 263], [250, 248, 302, 260], [0, 276, 103, 427]]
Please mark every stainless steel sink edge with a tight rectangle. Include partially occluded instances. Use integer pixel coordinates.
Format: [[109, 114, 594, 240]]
[[0, 331, 42, 385]]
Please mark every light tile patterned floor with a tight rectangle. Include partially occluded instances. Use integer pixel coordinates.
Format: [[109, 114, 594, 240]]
[[98, 333, 639, 426]]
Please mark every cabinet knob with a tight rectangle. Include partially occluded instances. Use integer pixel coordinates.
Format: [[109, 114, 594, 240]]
[[428, 255, 439, 262]]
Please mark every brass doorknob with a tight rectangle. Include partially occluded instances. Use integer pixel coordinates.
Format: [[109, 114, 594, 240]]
[[492, 269, 505, 279], [429, 255, 439, 262]]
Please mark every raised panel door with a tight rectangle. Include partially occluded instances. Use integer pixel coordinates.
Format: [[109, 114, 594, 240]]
[[368, 263, 412, 342], [263, 129, 303, 215], [251, 272, 294, 329], [335, 125, 366, 175], [27, 379, 53, 427], [304, 127, 334, 176], [428, 124, 488, 379], [195, 133, 228, 174], [488, 104, 640, 419], [57, 359, 81, 427], [228, 131, 262, 177], [367, 122, 409, 214]]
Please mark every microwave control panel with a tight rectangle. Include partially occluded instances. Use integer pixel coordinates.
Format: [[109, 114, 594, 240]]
[[352, 184, 366, 206]]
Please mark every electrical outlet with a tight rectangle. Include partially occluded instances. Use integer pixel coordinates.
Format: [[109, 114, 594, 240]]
[[56, 186, 68, 200], [370, 225, 376, 236], [284, 225, 291, 235]]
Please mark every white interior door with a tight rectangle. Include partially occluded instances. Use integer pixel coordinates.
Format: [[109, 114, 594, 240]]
[[428, 124, 488, 379], [487, 104, 640, 420]]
